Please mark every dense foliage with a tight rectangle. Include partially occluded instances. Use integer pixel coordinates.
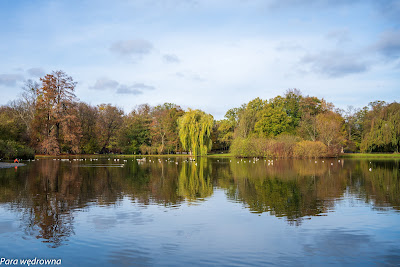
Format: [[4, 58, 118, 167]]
[[178, 109, 213, 156], [0, 71, 398, 158]]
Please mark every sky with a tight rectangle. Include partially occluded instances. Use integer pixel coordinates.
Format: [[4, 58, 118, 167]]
[[0, 0, 399, 119]]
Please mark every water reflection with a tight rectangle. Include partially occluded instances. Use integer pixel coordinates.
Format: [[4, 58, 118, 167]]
[[0, 158, 399, 247], [218, 159, 400, 225], [221, 160, 344, 225], [178, 159, 213, 202]]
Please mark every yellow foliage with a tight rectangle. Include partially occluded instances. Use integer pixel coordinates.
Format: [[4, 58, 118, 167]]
[[294, 140, 327, 158]]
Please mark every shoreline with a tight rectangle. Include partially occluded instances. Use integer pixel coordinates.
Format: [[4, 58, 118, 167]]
[[32, 152, 400, 160], [0, 163, 26, 169]]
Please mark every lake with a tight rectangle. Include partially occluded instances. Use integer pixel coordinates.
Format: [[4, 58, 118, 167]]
[[0, 157, 399, 266]]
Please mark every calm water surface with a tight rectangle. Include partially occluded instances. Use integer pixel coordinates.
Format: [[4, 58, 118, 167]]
[[0, 157, 399, 266]]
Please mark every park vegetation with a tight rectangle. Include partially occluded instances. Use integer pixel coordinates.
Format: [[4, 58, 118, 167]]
[[0, 70, 399, 159]]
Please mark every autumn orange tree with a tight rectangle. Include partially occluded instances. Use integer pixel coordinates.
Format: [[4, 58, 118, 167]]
[[32, 70, 81, 155]]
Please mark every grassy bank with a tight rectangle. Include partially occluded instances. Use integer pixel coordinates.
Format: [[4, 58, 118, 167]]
[[341, 153, 400, 159], [207, 153, 234, 158], [34, 152, 400, 160]]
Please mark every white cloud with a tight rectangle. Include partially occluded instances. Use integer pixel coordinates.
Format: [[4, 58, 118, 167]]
[[325, 29, 350, 44], [374, 30, 400, 59], [110, 39, 153, 57], [116, 85, 142, 95], [27, 67, 46, 77], [163, 54, 180, 63], [90, 78, 155, 96], [0, 74, 24, 86], [115, 83, 155, 94], [90, 78, 119, 90], [130, 83, 155, 91], [301, 51, 369, 77]]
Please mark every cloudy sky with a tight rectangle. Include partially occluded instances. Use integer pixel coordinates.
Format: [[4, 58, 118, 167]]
[[0, 0, 399, 119]]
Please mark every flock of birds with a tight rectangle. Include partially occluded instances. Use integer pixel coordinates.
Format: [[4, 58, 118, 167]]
[[2, 157, 374, 171]]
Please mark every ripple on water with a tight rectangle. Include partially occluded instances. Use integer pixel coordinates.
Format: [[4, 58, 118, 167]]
[[107, 247, 153, 266], [1, 158, 400, 266]]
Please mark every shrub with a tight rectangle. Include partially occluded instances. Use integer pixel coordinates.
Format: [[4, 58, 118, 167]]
[[0, 140, 35, 159], [231, 137, 330, 158], [273, 134, 300, 158], [294, 140, 327, 158], [230, 137, 260, 157], [231, 135, 299, 158]]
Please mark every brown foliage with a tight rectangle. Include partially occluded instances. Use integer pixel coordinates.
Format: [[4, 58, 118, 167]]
[[32, 70, 81, 155]]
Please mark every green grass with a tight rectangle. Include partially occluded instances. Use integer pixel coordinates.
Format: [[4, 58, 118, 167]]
[[35, 152, 399, 159], [206, 152, 234, 158], [341, 153, 400, 159]]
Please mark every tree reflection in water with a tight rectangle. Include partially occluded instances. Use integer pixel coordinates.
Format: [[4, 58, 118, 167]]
[[217, 159, 400, 225], [0, 157, 399, 246], [178, 158, 213, 202]]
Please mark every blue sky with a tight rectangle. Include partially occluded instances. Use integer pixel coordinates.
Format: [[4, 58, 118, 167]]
[[0, 0, 399, 119]]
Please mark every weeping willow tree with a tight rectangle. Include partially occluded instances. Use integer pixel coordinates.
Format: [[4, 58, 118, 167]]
[[178, 109, 214, 156], [361, 102, 400, 152]]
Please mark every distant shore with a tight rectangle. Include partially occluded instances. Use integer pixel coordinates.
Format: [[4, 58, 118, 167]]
[[31, 152, 400, 160], [0, 162, 26, 169], [341, 153, 400, 159]]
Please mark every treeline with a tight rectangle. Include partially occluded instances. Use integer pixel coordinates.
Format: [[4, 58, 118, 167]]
[[219, 90, 399, 157], [0, 70, 399, 158]]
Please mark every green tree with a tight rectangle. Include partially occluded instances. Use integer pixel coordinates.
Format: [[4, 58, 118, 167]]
[[297, 95, 332, 142], [282, 89, 303, 130], [118, 104, 151, 154], [178, 109, 214, 156], [235, 98, 263, 138], [0, 106, 24, 142], [212, 108, 241, 151], [361, 102, 400, 152], [225, 107, 241, 126], [97, 103, 124, 153], [77, 102, 99, 153], [214, 119, 235, 150], [0, 103, 34, 159], [255, 105, 292, 137]]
